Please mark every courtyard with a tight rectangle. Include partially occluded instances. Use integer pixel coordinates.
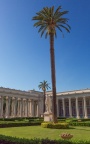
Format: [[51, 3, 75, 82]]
[[0, 125, 90, 141]]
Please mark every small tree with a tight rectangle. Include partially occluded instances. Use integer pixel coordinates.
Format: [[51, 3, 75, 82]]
[[38, 80, 51, 113]]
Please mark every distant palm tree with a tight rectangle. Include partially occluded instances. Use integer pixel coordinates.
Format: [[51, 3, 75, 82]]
[[32, 6, 70, 123], [38, 80, 51, 112]]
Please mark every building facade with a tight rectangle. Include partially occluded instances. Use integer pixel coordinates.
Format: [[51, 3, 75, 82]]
[[0, 87, 43, 118], [0, 87, 90, 118]]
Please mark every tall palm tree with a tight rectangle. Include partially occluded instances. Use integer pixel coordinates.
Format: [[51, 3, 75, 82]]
[[38, 80, 51, 113], [32, 6, 71, 123]]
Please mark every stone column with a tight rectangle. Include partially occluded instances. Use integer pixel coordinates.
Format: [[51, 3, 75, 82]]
[[31, 100, 34, 117], [36, 102, 39, 117], [5, 96, 10, 118], [40, 99, 44, 115], [25, 99, 28, 117], [19, 99, 22, 117], [76, 97, 79, 119], [62, 98, 65, 117], [56, 98, 59, 117], [83, 97, 88, 118], [22, 99, 24, 117], [1, 96, 3, 118], [13, 98, 17, 117], [11, 97, 15, 117], [69, 97, 72, 118], [21, 98, 23, 117], [17, 98, 20, 117], [0, 96, 2, 117], [27, 99, 30, 117], [34, 101, 37, 117], [37, 100, 40, 117]]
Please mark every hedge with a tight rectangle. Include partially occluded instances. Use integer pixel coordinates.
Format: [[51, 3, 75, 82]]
[[0, 135, 90, 144], [70, 122, 90, 127], [41, 122, 69, 129], [0, 121, 42, 128], [0, 117, 44, 121]]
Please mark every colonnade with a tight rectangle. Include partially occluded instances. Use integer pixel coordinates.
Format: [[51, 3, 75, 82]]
[[57, 96, 90, 118], [0, 96, 41, 118], [0, 87, 90, 119]]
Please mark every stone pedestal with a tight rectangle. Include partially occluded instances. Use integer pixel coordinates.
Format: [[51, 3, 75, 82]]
[[44, 111, 53, 122]]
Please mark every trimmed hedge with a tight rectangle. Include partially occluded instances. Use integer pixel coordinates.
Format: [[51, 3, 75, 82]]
[[41, 122, 69, 129], [70, 122, 90, 126], [0, 117, 44, 128], [0, 117, 44, 121], [0, 135, 90, 144], [0, 121, 42, 128]]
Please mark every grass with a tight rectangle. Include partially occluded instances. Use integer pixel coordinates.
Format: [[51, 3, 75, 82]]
[[0, 126, 90, 141]]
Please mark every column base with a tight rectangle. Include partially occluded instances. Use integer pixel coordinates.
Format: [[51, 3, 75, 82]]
[[84, 116, 88, 119], [76, 116, 80, 119]]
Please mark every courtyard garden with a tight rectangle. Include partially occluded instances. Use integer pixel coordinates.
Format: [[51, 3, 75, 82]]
[[0, 118, 90, 143], [0, 125, 90, 141]]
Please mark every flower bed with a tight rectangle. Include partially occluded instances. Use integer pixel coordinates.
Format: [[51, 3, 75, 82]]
[[61, 133, 73, 140]]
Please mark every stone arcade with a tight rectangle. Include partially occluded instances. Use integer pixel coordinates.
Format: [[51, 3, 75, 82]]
[[0, 87, 90, 118]]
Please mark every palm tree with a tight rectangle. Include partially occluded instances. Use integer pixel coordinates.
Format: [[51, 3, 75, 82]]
[[38, 80, 51, 113], [32, 6, 71, 123]]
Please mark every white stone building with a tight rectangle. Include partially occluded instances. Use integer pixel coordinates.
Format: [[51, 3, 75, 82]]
[[0, 87, 90, 118]]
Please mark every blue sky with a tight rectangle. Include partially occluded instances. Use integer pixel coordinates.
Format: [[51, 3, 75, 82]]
[[0, 0, 90, 92]]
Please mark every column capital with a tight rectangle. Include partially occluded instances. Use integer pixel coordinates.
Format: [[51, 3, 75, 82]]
[[23, 98, 26, 101], [6, 96, 8, 100], [18, 98, 21, 101], [83, 96, 86, 99], [12, 97, 15, 100]]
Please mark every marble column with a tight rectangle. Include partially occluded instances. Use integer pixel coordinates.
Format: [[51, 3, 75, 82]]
[[21, 98, 23, 117], [76, 97, 79, 119], [83, 97, 88, 118], [17, 98, 20, 117], [56, 98, 59, 117], [19, 99, 22, 117], [34, 101, 36, 117], [1, 96, 3, 118], [37, 100, 40, 117], [0, 96, 2, 117], [5, 96, 10, 118], [31, 100, 34, 117], [27, 99, 31, 117], [69, 97, 72, 118], [14, 98, 17, 117], [62, 98, 65, 117], [40, 99, 43, 115], [22, 99, 25, 117], [11, 97, 15, 117], [25, 99, 28, 117]]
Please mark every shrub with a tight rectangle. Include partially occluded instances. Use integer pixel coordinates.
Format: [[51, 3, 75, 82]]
[[0, 121, 42, 128], [41, 122, 69, 129], [0, 135, 90, 144], [70, 122, 90, 126]]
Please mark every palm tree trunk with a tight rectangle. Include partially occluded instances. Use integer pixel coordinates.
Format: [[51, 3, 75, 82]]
[[50, 33, 57, 123], [43, 90, 45, 112]]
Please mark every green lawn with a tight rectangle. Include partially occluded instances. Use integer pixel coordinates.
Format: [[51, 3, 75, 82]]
[[0, 126, 90, 141]]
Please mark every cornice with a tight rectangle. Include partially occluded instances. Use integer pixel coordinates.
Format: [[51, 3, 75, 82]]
[[0, 87, 42, 97]]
